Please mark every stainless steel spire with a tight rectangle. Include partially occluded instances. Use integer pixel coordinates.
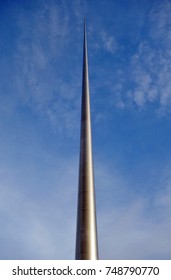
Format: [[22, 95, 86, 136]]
[[75, 20, 99, 260]]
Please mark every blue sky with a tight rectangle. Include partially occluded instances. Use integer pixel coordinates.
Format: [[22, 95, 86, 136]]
[[0, 0, 171, 259]]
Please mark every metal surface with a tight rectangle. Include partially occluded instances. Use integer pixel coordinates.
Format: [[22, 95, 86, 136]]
[[75, 20, 99, 260]]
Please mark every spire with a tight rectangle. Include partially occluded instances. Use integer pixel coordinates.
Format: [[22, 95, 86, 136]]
[[75, 20, 99, 260]]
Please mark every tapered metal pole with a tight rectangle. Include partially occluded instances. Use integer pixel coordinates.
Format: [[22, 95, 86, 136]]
[[75, 20, 99, 260]]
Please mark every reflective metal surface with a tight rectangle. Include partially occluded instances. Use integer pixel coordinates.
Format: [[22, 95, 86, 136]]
[[75, 20, 99, 260]]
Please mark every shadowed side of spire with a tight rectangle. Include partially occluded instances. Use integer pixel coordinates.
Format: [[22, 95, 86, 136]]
[[75, 20, 99, 260]]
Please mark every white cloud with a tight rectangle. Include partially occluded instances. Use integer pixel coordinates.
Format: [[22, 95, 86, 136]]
[[109, 1, 171, 113], [102, 32, 117, 54], [101, 30, 117, 54], [133, 90, 146, 107]]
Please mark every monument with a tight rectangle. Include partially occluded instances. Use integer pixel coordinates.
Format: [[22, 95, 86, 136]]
[[75, 20, 99, 260]]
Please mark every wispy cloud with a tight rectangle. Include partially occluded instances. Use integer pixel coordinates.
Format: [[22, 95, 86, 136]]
[[100, 30, 117, 54], [97, 1, 171, 114], [0, 155, 78, 259], [15, 2, 69, 105], [97, 163, 171, 259], [123, 1, 171, 113], [89, 26, 117, 55], [0, 0, 85, 135]]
